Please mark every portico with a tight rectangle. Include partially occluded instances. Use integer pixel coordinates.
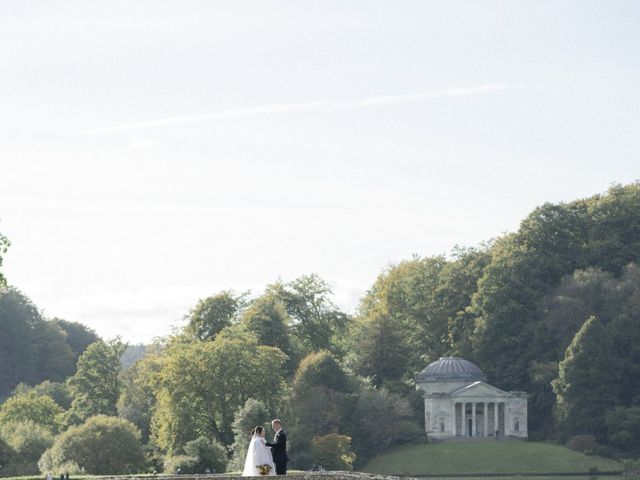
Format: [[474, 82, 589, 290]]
[[416, 357, 527, 440]]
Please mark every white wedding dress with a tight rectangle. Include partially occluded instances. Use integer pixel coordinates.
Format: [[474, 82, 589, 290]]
[[242, 434, 276, 476]]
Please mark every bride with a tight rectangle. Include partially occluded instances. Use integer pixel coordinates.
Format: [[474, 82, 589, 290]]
[[242, 426, 276, 476]]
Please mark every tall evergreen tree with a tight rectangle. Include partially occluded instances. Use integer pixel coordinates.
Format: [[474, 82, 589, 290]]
[[552, 316, 619, 440]]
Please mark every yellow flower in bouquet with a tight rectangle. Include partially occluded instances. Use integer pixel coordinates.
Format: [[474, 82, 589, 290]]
[[256, 464, 272, 475]]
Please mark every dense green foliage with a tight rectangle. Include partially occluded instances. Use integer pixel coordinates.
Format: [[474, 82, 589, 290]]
[[151, 328, 288, 451], [50, 319, 100, 364], [163, 436, 227, 474], [0, 289, 75, 400], [38, 415, 145, 475], [349, 183, 640, 443], [0, 393, 63, 433], [2, 182, 640, 475], [68, 340, 127, 422], [117, 351, 163, 441], [0, 422, 53, 475], [184, 291, 246, 342], [311, 433, 356, 470]]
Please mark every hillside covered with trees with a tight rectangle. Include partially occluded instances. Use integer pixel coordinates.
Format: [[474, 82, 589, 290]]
[[1, 182, 640, 476]]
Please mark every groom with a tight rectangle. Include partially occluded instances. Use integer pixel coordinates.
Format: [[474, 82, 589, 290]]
[[266, 419, 289, 475]]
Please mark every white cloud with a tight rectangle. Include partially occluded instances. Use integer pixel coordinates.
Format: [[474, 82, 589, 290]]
[[53, 284, 258, 343], [82, 83, 510, 135], [49, 278, 366, 344]]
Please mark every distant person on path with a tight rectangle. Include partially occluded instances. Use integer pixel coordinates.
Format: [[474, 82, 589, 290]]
[[59, 473, 64, 480], [265, 419, 289, 475]]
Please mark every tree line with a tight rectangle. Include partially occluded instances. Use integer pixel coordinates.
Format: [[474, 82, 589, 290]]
[[1, 182, 640, 475]]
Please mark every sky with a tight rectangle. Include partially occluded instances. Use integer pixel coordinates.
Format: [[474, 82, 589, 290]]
[[1, 1, 639, 343]]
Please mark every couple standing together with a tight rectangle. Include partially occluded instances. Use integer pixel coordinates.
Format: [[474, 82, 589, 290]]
[[242, 419, 289, 476]]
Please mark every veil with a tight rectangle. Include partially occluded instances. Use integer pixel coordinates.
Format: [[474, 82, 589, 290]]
[[242, 434, 259, 476], [242, 434, 275, 476]]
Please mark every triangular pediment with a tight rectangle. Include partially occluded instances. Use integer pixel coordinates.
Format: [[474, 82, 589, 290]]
[[450, 381, 509, 398]]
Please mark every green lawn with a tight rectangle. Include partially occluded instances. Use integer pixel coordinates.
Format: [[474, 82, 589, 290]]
[[361, 441, 623, 476]]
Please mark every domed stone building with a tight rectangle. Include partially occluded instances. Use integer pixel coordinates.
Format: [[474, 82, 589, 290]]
[[415, 357, 527, 440]]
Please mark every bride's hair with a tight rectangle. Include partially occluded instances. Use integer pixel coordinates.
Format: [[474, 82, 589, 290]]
[[251, 426, 264, 437]]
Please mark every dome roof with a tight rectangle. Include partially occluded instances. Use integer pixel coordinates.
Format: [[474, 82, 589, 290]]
[[416, 357, 486, 382]]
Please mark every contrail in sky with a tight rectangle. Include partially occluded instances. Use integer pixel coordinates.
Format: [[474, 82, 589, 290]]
[[82, 83, 509, 135]]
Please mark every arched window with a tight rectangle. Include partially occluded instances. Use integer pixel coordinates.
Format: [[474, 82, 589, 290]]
[[514, 419, 520, 431], [440, 422, 445, 431]]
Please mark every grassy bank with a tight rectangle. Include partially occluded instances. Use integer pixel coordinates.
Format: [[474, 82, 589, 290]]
[[361, 441, 623, 476]]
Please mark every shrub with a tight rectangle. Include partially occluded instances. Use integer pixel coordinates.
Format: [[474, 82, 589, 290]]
[[606, 406, 640, 452], [182, 436, 228, 473], [38, 415, 145, 474], [623, 458, 640, 475], [585, 444, 616, 459], [163, 454, 199, 474], [347, 388, 423, 464], [1, 421, 54, 462], [0, 393, 63, 433], [311, 433, 356, 471], [567, 434, 597, 452]]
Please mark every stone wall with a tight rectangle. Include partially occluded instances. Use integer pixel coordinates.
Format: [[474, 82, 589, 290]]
[[106, 473, 398, 480]]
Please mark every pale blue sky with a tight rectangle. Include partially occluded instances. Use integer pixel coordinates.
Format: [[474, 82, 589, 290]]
[[1, 1, 639, 342]]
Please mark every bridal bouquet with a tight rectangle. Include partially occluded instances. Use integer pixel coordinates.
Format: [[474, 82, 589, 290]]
[[256, 464, 272, 476]]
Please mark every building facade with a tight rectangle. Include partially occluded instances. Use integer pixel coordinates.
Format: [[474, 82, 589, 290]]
[[415, 357, 527, 440]]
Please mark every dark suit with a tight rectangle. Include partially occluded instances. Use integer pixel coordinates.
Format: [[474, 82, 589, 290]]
[[266, 429, 289, 475]]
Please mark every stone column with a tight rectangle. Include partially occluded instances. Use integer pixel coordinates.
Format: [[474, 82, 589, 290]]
[[462, 403, 467, 437], [452, 403, 457, 437], [471, 403, 476, 437], [493, 402, 498, 437], [483, 402, 488, 437], [504, 400, 510, 436]]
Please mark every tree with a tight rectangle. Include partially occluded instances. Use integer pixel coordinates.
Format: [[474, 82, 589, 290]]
[[184, 291, 246, 341], [32, 322, 76, 383], [289, 352, 353, 468], [38, 415, 145, 474], [552, 316, 619, 440], [0, 392, 63, 433], [311, 433, 356, 471], [228, 399, 271, 471], [0, 436, 12, 470], [117, 351, 164, 441], [356, 256, 450, 380], [182, 436, 228, 473], [605, 406, 640, 452], [441, 246, 492, 357], [348, 307, 409, 391], [163, 435, 228, 474], [241, 293, 296, 371], [51, 318, 100, 362], [151, 328, 287, 451], [271, 275, 348, 353], [0, 229, 9, 287], [67, 339, 127, 422], [0, 288, 74, 398], [13, 381, 73, 409], [293, 351, 352, 394], [586, 183, 640, 274], [0, 421, 53, 473], [346, 388, 422, 463], [120, 343, 149, 368]]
